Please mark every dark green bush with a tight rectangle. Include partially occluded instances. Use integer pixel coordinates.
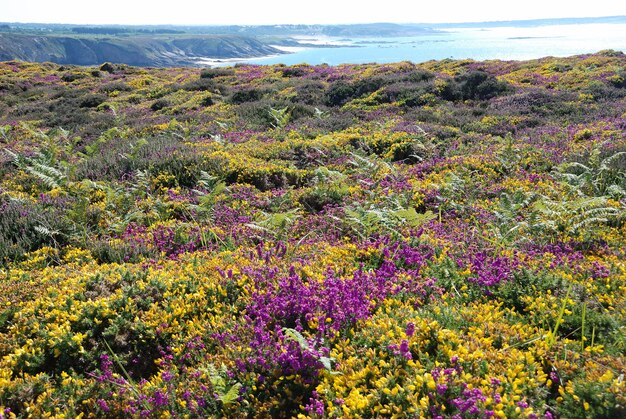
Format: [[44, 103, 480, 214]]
[[75, 137, 136, 181], [89, 238, 156, 264], [287, 103, 317, 121], [200, 67, 235, 79], [324, 81, 356, 107], [437, 78, 462, 101], [325, 76, 392, 107], [99, 62, 116, 73], [99, 81, 132, 93], [608, 70, 626, 88], [403, 69, 436, 83], [182, 77, 216, 92], [292, 81, 325, 105], [235, 102, 276, 129], [299, 187, 346, 212], [0, 197, 72, 264], [200, 95, 214, 106], [438, 71, 511, 102], [79, 94, 107, 108], [300, 112, 356, 134], [61, 73, 86, 82], [126, 94, 143, 104], [45, 91, 96, 128], [76, 133, 203, 187], [151, 99, 170, 111], [455, 70, 511, 100], [582, 80, 625, 101], [228, 88, 265, 104], [352, 76, 390, 97], [135, 135, 204, 187], [75, 112, 117, 140], [280, 67, 307, 77], [231, 167, 308, 191], [379, 81, 435, 106]]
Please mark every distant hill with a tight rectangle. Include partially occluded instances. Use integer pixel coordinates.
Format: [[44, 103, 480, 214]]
[[0, 33, 282, 67], [0, 22, 440, 67], [1, 17, 624, 67], [179, 23, 440, 37], [0, 22, 440, 37], [430, 15, 626, 28]]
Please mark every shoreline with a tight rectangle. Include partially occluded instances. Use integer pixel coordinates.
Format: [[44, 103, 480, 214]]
[[191, 52, 289, 67], [191, 36, 357, 67]]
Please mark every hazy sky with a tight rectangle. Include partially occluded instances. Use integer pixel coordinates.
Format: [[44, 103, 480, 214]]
[[2, 0, 625, 25]]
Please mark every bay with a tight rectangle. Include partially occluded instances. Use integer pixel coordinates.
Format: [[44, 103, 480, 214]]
[[239, 23, 626, 66]]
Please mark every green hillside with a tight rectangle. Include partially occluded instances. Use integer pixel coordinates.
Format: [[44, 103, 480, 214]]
[[0, 33, 282, 66], [0, 52, 625, 417]]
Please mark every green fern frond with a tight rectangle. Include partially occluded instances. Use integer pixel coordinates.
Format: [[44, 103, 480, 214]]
[[283, 327, 309, 350], [600, 151, 626, 170], [220, 382, 242, 405], [24, 167, 62, 189]]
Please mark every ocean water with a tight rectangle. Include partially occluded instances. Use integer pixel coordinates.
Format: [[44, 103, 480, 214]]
[[243, 23, 626, 66]]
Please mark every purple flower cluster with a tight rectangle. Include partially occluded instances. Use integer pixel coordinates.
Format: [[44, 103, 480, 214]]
[[387, 339, 413, 360], [589, 261, 611, 279], [468, 251, 517, 287], [304, 391, 325, 417], [428, 362, 499, 418], [95, 354, 114, 383], [150, 224, 201, 257], [450, 387, 488, 416], [238, 240, 436, 380]]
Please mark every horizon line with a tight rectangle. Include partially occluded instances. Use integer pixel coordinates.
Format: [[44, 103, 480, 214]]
[[2, 14, 625, 28]]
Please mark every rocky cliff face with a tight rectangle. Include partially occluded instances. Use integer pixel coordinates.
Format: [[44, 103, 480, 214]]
[[0, 34, 282, 66]]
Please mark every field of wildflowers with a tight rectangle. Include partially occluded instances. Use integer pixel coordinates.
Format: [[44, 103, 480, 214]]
[[0, 51, 625, 418]]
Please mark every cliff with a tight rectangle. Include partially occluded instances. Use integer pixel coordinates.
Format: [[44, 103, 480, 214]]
[[0, 33, 282, 66]]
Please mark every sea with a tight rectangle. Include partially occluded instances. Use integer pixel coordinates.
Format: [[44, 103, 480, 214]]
[[236, 23, 626, 66]]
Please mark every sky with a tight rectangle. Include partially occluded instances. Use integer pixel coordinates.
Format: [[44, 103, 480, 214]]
[[2, 0, 625, 25]]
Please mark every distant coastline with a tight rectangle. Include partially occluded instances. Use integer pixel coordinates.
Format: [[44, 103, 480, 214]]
[[0, 17, 625, 67]]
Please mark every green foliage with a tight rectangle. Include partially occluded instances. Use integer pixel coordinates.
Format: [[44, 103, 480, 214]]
[[181, 77, 216, 92], [1, 56, 626, 418], [269, 106, 290, 130], [557, 380, 625, 418], [190, 171, 228, 221], [79, 94, 107, 109], [200, 67, 235, 79], [324, 81, 356, 107], [546, 284, 572, 349], [432, 172, 467, 220], [532, 195, 621, 239], [229, 88, 264, 104], [201, 363, 243, 406], [491, 190, 539, 246], [0, 197, 67, 263], [438, 70, 511, 101], [299, 166, 349, 212], [247, 209, 301, 240], [344, 203, 435, 239], [151, 98, 170, 111], [607, 69, 626, 88], [5, 148, 67, 190], [556, 148, 626, 199]]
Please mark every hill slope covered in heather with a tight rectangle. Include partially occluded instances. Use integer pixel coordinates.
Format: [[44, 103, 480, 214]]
[[0, 52, 625, 417]]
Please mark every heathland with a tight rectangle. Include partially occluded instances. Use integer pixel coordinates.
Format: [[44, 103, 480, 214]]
[[0, 52, 625, 417]]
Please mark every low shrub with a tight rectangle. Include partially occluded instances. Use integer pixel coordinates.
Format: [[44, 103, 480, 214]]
[[200, 67, 235, 79]]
